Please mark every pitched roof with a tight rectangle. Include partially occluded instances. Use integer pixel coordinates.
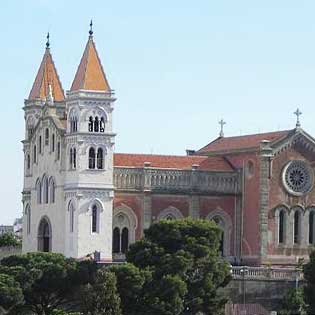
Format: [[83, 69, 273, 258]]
[[198, 130, 291, 154], [28, 47, 65, 101], [114, 153, 233, 171], [71, 35, 110, 92]]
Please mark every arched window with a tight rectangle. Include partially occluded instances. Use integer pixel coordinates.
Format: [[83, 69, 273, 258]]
[[36, 179, 41, 204], [121, 227, 129, 253], [309, 211, 315, 244], [27, 154, 30, 170], [52, 134, 55, 152], [94, 117, 99, 132], [45, 129, 49, 146], [97, 148, 104, 169], [68, 202, 75, 233], [92, 205, 99, 233], [49, 178, 55, 203], [88, 116, 93, 132], [294, 211, 300, 244], [100, 117, 105, 132], [279, 210, 285, 244], [39, 136, 42, 154], [38, 217, 51, 252], [212, 216, 224, 256], [89, 148, 96, 169], [33, 145, 37, 163], [73, 148, 76, 169], [42, 176, 49, 204], [25, 205, 31, 234], [57, 142, 61, 160], [113, 227, 120, 253], [70, 148, 74, 169]]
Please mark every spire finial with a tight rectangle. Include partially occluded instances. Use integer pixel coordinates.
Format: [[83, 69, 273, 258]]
[[89, 20, 93, 37], [46, 32, 50, 49], [294, 108, 302, 128], [219, 119, 226, 137]]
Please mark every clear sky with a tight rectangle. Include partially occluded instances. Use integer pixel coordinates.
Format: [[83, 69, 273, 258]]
[[1, 0, 315, 224]]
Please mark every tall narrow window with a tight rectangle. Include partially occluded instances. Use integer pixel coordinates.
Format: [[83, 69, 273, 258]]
[[73, 148, 76, 169], [43, 176, 49, 204], [113, 227, 120, 253], [279, 210, 285, 244], [310, 212, 314, 244], [100, 117, 105, 132], [52, 134, 55, 152], [36, 179, 41, 204], [92, 205, 98, 233], [70, 148, 73, 168], [88, 117, 93, 132], [121, 227, 129, 253], [94, 117, 99, 132], [27, 154, 30, 170], [97, 148, 103, 169], [57, 142, 61, 160], [45, 129, 49, 146], [33, 145, 37, 163], [39, 137, 42, 154], [49, 178, 55, 203], [89, 148, 96, 169], [294, 211, 300, 244]]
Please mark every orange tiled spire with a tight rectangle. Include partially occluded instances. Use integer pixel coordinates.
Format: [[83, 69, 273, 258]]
[[28, 33, 65, 102], [71, 21, 110, 92]]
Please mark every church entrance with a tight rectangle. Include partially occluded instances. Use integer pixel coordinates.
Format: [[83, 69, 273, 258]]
[[38, 217, 51, 252]]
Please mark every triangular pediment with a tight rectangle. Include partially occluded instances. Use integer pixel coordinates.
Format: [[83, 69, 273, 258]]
[[271, 129, 315, 160]]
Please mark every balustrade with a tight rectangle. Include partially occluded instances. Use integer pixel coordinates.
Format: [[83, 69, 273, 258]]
[[114, 167, 241, 194]]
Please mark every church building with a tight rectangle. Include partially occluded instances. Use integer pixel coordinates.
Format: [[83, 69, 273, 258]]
[[22, 25, 315, 266]]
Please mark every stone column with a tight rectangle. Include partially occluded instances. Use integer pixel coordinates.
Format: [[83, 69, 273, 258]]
[[259, 140, 274, 263], [189, 195, 200, 219], [143, 162, 152, 233]]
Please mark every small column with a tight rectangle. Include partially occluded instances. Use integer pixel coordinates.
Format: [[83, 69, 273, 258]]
[[190, 164, 200, 218], [143, 162, 152, 232], [259, 140, 274, 263]]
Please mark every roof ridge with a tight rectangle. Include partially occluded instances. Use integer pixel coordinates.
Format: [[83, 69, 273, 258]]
[[114, 152, 210, 158]]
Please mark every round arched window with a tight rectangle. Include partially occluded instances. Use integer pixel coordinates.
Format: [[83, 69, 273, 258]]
[[282, 160, 313, 196], [246, 160, 255, 178]]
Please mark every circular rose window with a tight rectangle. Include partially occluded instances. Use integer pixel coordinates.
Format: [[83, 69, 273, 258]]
[[282, 160, 313, 196]]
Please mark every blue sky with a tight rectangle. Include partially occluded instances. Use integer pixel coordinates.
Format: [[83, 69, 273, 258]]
[[1, 0, 315, 224]]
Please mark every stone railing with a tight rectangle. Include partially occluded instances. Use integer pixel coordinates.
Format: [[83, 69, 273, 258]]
[[114, 167, 241, 195], [231, 266, 302, 281]]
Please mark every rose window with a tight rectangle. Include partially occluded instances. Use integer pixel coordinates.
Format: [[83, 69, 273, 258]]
[[283, 160, 313, 195]]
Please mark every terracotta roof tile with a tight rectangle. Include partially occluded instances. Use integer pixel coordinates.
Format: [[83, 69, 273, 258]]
[[198, 130, 291, 153], [71, 36, 110, 92], [29, 48, 65, 101], [114, 153, 233, 171]]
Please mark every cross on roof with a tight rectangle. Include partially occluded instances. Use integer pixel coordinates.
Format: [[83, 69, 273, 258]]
[[89, 20, 93, 37], [219, 119, 226, 137], [294, 108, 302, 128], [46, 32, 50, 49]]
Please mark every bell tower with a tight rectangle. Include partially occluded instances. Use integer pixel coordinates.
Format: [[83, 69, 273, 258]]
[[64, 22, 116, 260]]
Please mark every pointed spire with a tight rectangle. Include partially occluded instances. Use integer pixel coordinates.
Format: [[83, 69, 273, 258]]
[[70, 21, 110, 92], [28, 34, 65, 102]]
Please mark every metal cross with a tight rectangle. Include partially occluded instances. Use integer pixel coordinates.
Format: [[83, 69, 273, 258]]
[[89, 20, 93, 36], [294, 108, 302, 128], [219, 119, 226, 137], [46, 32, 50, 49]]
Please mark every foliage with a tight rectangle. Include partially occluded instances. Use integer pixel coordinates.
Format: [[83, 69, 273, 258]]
[[0, 273, 24, 314], [303, 250, 315, 314], [126, 218, 231, 315], [0, 233, 21, 248], [279, 288, 307, 315], [52, 310, 82, 315], [0, 252, 97, 315], [80, 268, 121, 315]]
